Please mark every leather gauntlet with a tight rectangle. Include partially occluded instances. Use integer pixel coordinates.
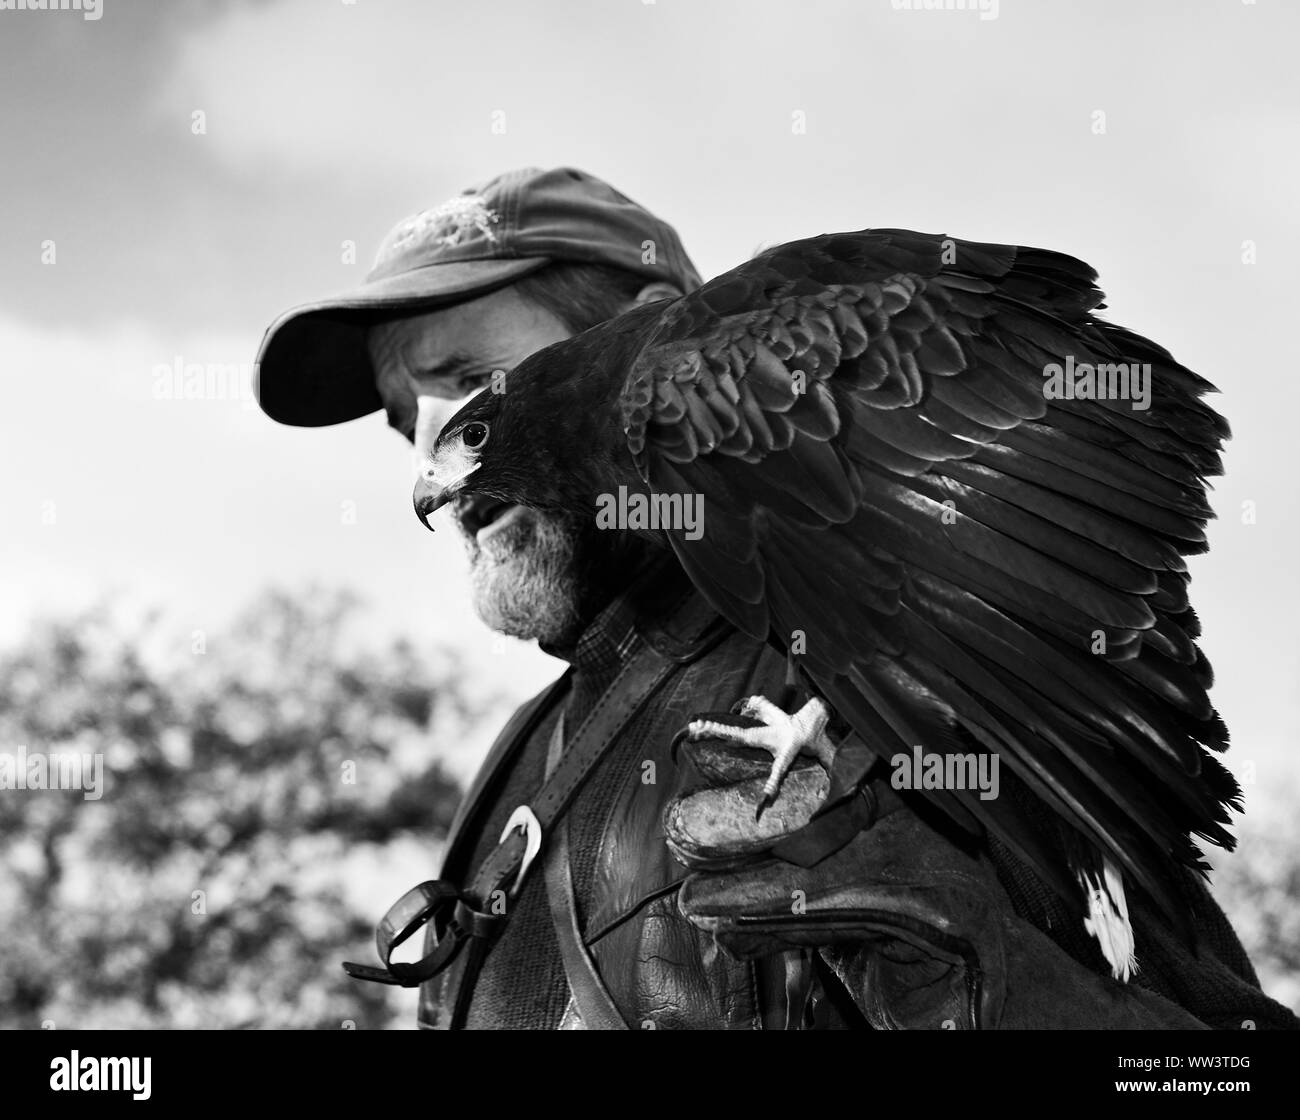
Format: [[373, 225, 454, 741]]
[[667, 722, 1208, 1030]]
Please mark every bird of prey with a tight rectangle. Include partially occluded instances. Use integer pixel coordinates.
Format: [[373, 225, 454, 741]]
[[412, 228, 1238, 980]]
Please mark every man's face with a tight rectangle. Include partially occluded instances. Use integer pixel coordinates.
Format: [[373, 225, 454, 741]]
[[368, 285, 597, 646], [368, 284, 570, 437]]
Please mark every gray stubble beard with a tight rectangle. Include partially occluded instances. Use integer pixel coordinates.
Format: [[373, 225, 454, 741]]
[[465, 510, 587, 646]]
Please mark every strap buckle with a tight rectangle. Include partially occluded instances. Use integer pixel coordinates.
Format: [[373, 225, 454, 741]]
[[500, 805, 542, 896]]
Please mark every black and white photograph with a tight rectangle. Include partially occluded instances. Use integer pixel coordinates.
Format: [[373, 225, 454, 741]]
[[2, 0, 1297, 1095]]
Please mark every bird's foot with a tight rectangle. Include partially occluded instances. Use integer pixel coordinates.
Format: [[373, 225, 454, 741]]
[[685, 696, 834, 818]]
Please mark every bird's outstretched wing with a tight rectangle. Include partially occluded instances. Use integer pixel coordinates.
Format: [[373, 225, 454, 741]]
[[617, 229, 1237, 920]]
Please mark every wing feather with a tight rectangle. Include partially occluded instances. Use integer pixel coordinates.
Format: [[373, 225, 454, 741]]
[[612, 228, 1236, 919]]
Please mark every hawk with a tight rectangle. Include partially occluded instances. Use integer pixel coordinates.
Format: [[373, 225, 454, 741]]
[[412, 228, 1238, 979]]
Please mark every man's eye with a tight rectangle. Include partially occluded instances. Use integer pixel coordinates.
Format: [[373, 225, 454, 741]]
[[459, 374, 490, 395], [461, 421, 490, 449]]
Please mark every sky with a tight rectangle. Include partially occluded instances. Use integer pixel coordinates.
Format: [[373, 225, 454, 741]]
[[2, 0, 1298, 814]]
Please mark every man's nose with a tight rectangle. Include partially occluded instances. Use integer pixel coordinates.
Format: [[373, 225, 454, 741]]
[[411, 395, 457, 467]]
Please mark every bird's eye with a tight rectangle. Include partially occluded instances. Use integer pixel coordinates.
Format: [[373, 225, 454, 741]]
[[461, 421, 490, 449]]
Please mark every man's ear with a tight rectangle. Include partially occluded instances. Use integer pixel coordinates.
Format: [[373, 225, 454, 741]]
[[626, 281, 683, 309]]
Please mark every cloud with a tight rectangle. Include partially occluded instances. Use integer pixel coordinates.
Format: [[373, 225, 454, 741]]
[[154, 0, 701, 184]]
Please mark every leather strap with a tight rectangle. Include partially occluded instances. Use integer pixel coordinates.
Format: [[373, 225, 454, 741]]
[[345, 588, 727, 993], [440, 673, 572, 883], [464, 630, 694, 904], [542, 716, 630, 1030]]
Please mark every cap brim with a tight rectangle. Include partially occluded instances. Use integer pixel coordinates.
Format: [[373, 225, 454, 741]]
[[254, 257, 551, 427]]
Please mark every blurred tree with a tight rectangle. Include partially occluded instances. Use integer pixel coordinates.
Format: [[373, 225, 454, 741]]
[[0, 589, 496, 1029], [1209, 788, 1300, 1016]]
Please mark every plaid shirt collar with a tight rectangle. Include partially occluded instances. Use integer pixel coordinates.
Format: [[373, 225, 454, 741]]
[[569, 584, 643, 681], [544, 553, 692, 692]]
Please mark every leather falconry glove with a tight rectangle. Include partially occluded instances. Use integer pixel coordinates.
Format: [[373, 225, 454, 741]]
[[666, 710, 1209, 1030]]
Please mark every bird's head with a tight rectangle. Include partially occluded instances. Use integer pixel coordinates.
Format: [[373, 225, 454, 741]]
[[410, 323, 640, 533], [412, 382, 527, 532]]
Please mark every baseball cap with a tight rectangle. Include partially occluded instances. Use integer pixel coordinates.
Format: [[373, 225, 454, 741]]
[[254, 166, 703, 427]]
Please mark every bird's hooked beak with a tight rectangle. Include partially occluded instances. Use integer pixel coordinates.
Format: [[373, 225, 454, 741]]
[[413, 475, 450, 531], [411, 396, 480, 532]]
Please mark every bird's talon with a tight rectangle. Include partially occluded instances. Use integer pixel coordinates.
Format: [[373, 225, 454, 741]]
[[688, 696, 836, 811]]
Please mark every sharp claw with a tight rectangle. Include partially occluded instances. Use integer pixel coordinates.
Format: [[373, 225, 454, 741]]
[[678, 697, 835, 813], [760, 740, 801, 804], [669, 725, 690, 764]]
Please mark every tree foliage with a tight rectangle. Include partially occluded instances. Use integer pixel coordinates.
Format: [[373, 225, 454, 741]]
[[0, 589, 491, 1029], [1208, 791, 1300, 1015]]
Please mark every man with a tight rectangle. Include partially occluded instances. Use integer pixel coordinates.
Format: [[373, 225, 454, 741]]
[[256, 167, 1294, 1029]]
